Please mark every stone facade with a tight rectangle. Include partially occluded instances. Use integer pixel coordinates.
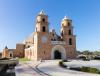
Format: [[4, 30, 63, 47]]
[[24, 11, 77, 60], [13, 44, 25, 58]]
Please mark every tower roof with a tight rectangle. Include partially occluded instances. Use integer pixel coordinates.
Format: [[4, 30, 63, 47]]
[[39, 10, 46, 15], [62, 16, 70, 21], [5, 46, 8, 49]]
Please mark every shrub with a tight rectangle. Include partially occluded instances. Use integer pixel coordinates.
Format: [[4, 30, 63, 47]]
[[62, 59, 68, 62], [0, 58, 9, 60], [94, 56, 100, 60], [59, 61, 67, 68], [70, 67, 81, 71], [81, 67, 89, 72], [81, 67, 100, 74]]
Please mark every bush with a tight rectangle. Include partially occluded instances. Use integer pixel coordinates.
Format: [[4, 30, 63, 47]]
[[59, 61, 67, 68], [81, 67, 90, 72], [70, 67, 81, 71], [77, 56, 86, 60], [0, 64, 8, 72], [62, 59, 68, 62], [0, 58, 9, 60], [81, 67, 100, 74], [94, 56, 100, 60]]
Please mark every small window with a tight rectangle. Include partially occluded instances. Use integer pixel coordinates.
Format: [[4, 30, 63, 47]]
[[28, 45, 30, 48], [62, 24, 64, 27], [44, 51, 45, 54], [10, 53, 13, 57], [42, 18, 45, 22], [68, 30, 71, 35], [61, 31, 63, 36], [42, 26, 46, 32], [68, 22, 70, 26], [69, 38, 72, 45]]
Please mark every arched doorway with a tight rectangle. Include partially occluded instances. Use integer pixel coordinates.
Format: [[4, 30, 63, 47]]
[[51, 45, 66, 60], [54, 50, 61, 59], [9, 53, 13, 58]]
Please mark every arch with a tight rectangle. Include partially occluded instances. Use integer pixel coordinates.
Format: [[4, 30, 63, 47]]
[[42, 18, 45, 22], [42, 26, 46, 32], [51, 45, 66, 59], [69, 38, 72, 45], [9, 52, 13, 58], [54, 50, 61, 59], [68, 29, 71, 35], [68, 22, 70, 26]]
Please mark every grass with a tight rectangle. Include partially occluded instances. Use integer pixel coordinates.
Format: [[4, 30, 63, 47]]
[[19, 58, 30, 62], [81, 67, 100, 74], [59, 61, 100, 74]]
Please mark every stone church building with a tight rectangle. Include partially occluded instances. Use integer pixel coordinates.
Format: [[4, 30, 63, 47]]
[[24, 11, 76, 60], [2, 11, 76, 60]]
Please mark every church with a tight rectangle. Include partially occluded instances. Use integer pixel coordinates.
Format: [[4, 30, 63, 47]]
[[24, 10, 76, 60], [2, 10, 76, 60]]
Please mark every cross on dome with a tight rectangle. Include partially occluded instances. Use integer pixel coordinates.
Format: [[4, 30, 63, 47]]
[[39, 10, 46, 15], [63, 16, 70, 20]]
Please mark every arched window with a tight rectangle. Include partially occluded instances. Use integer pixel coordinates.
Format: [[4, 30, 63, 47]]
[[10, 53, 13, 57], [28, 45, 30, 48], [68, 22, 70, 26], [68, 30, 71, 35], [69, 38, 72, 45], [42, 18, 45, 22], [62, 24, 64, 27], [42, 26, 46, 32], [61, 31, 63, 36]]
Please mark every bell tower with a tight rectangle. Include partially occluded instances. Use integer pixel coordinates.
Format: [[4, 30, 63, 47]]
[[61, 16, 75, 43], [61, 16, 76, 58], [61, 16, 73, 38], [34, 10, 51, 60], [35, 10, 49, 33]]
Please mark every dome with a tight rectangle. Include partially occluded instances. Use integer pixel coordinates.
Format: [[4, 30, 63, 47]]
[[62, 16, 70, 21], [39, 10, 46, 15], [61, 16, 71, 26]]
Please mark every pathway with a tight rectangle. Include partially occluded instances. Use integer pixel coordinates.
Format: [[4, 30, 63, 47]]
[[15, 61, 47, 76]]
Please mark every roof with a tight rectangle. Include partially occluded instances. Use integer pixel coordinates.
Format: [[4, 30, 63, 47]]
[[23, 32, 34, 44], [39, 10, 46, 15], [5, 46, 8, 49], [62, 16, 70, 21]]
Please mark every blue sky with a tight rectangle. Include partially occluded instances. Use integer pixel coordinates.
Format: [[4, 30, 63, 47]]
[[0, 0, 100, 52]]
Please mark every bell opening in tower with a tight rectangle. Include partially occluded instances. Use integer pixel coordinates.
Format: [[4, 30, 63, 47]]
[[42, 18, 45, 22], [42, 26, 46, 32]]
